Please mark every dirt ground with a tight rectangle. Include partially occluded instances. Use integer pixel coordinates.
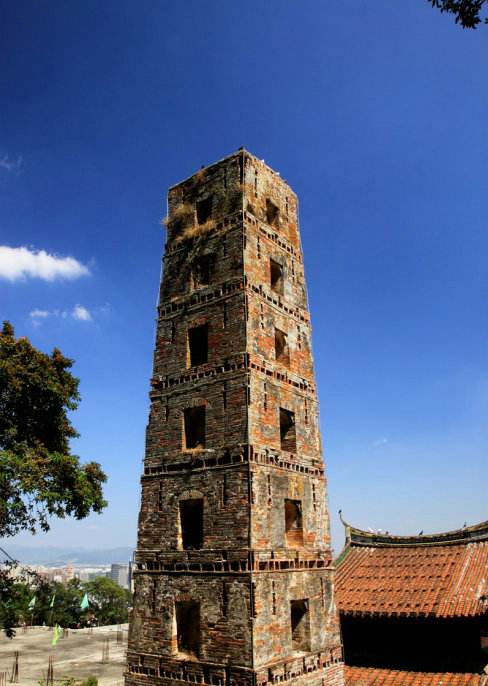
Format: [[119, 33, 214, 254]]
[[0, 624, 127, 685]]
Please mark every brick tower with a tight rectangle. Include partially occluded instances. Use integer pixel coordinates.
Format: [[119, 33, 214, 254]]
[[125, 150, 345, 686]]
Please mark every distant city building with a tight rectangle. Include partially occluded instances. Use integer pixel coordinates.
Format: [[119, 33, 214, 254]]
[[1, 561, 113, 586], [128, 558, 134, 594], [88, 570, 109, 581], [110, 563, 129, 589]]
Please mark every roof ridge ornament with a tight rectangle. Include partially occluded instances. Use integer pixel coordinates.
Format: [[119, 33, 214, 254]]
[[338, 509, 352, 546], [340, 517, 488, 548]]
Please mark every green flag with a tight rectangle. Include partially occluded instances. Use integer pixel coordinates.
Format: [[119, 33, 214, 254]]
[[80, 593, 89, 610], [49, 593, 56, 609], [51, 624, 60, 647], [28, 596, 36, 611]]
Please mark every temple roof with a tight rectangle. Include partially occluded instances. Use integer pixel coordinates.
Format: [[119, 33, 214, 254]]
[[335, 514, 488, 618], [345, 666, 483, 685]]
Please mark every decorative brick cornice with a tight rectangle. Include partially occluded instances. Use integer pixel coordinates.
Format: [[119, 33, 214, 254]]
[[143, 445, 325, 478], [149, 353, 316, 401], [134, 548, 333, 574], [126, 646, 343, 686], [244, 212, 303, 262], [158, 277, 245, 319]]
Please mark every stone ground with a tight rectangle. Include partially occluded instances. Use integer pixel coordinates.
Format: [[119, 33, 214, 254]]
[[0, 625, 127, 685]]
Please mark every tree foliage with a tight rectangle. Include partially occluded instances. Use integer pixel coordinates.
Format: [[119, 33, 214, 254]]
[[84, 576, 131, 625], [0, 562, 51, 637], [430, 0, 488, 28], [0, 575, 130, 632], [0, 321, 107, 537]]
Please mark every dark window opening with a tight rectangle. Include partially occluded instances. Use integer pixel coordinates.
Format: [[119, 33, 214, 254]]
[[192, 254, 214, 288], [285, 499, 303, 547], [270, 258, 284, 295], [196, 196, 213, 225], [184, 406, 205, 449], [175, 601, 200, 657], [179, 499, 203, 550], [280, 408, 296, 453], [188, 324, 208, 367], [290, 600, 310, 652], [275, 327, 290, 365], [266, 199, 280, 227]]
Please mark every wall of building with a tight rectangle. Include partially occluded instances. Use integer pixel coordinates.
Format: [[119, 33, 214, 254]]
[[126, 150, 344, 686]]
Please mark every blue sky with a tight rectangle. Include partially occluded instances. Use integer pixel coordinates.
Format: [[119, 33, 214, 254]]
[[1, 1, 487, 555]]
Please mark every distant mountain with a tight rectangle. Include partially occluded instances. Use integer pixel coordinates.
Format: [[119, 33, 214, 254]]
[[0, 544, 135, 566]]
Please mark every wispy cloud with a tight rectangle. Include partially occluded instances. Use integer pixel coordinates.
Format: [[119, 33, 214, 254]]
[[72, 304, 92, 322], [0, 246, 90, 282], [29, 309, 52, 319], [0, 155, 22, 174], [30, 305, 94, 324], [371, 437, 389, 448]]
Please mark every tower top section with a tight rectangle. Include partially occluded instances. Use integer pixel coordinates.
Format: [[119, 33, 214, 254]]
[[168, 148, 296, 194], [164, 148, 301, 251]]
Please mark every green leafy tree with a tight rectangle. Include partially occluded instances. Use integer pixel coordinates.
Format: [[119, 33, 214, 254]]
[[429, 0, 488, 28], [43, 579, 84, 628], [84, 577, 130, 625], [0, 321, 107, 637], [0, 574, 29, 633], [0, 322, 107, 537], [0, 565, 52, 635]]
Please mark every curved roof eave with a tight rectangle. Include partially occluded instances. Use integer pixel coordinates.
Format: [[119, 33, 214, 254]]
[[337, 510, 488, 549]]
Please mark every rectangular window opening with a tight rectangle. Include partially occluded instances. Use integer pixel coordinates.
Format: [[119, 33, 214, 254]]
[[266, 199, 280, 227], [192, 254, 214, 288], [275, 327, 290, 365], [270, 258, 284, 295], [290, 599, 310, 652], [188, 324, 208, 367], [285, 499, 303, 547], [196, 196, 213, 225], [175, 600, 200, 657], [184, 406, 206, 450], [179, 499, 204, 550], [280, 408, 296, 453]]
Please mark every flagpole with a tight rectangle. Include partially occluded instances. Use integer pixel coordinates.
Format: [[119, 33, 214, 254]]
[[49, 594, 56, 627], [28, 597, 36, 627]]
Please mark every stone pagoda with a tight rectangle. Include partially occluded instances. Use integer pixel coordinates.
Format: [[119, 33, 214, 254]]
[[125, 149, 345, 686]]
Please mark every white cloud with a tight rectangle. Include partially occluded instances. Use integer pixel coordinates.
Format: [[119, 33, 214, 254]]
[[29, 309, 52, 319], [29, 305, 93, 323], [0, 246, 90, 282], [0, 155, 22, 174], [72, 304, 92, 321]]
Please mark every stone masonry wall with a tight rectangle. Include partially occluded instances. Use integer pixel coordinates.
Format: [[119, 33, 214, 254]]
[[126, 149, 344, 686]]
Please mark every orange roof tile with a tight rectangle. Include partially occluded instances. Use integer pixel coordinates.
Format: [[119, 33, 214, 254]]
[[345, 666, 482, 686], [335, 518, 488, 618]]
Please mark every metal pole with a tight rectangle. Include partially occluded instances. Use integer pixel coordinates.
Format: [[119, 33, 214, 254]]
[[9, 652, 18, 683]]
